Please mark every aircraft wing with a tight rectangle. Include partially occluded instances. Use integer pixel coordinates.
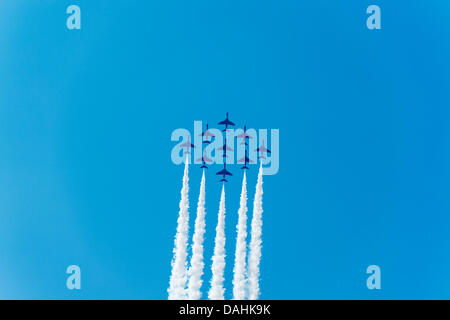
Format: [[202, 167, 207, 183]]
[[218, 119, 235, 126], [256, 146, 269, 152], [218, 145, 233, 151], [216, 169, 233, 176]]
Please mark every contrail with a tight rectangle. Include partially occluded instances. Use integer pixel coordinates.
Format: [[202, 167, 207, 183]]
[[168, 160, 190, 300], [208, 185, 226, 300], [187, 170, 207, 300], [232, 172, 248, 300], [248, 165, 264, 300]]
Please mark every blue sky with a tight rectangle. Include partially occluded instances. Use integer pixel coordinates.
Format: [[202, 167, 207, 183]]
[[1, 0, 450, 299]]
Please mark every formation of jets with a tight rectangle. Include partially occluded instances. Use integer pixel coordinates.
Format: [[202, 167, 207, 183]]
[[238, 125, 252, 170], [216, 113, 234, 182], [183, 112, 269, 183]]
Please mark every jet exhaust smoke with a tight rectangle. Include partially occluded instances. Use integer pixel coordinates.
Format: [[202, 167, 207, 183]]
[[187, 170, 207, 299], [168, 160, 190, 299], [248, 165, 264, 300], [208, 185, 227, 300], [232, 172, 248, 300]]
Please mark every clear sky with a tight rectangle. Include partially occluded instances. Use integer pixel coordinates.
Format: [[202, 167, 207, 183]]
[[1, 0, 450, 299]]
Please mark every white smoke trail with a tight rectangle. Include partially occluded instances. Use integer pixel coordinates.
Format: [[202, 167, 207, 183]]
[[232, 172, 248, 300], [208, 185, 227, 300], [168, 160, 190, 300], [248, 165, 264, 300], [187, 170, 207, 300]]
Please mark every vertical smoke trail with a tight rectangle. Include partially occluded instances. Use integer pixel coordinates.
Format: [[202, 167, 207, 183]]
[[248, 165, 264, 300], [168, 160, 190, 300], [208, 185, 226, 300], [187, 170, 207, 300], [232, 172, 248, 300]]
